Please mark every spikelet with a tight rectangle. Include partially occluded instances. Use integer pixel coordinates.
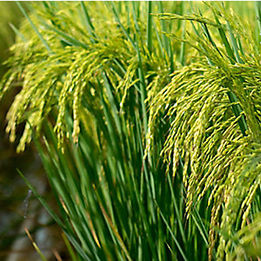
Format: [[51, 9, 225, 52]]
[[1, 2, 148, 151]]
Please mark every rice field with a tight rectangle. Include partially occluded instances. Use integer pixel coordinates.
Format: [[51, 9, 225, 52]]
[[1, 2, 261, 260]]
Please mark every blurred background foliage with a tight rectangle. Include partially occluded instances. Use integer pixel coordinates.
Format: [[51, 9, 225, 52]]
[[0, 2, 21, 76]]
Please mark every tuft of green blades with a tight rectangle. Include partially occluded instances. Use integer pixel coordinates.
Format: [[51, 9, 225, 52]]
[[1, 1, 261, 260], [147, 2, 261, 260]]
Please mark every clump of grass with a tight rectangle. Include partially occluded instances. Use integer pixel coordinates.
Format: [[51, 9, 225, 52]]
[[148, 2, 261, 259], [1, 2, 261, 260]]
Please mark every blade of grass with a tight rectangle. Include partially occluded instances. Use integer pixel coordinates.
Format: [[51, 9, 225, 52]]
[[155, 201, 188, 261], [147, 1, 152, 54], [25, 228, 48, 261], [42, 22, 88, 49], [16, 2, 52, 53], [9, 23, 26, 42], [80, 2, 96, 43], [62, 232, 79, 261]]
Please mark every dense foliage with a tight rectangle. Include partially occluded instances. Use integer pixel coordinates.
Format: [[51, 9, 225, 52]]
[[1, 2, 261, 260]]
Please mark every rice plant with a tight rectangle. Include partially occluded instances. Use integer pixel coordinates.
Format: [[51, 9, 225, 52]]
[[1, 2, 261, 260]]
